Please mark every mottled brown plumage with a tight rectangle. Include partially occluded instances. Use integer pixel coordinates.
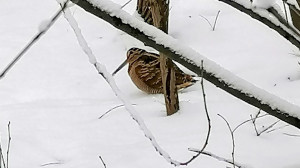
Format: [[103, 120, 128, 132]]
[[127, 48, 196, 94]]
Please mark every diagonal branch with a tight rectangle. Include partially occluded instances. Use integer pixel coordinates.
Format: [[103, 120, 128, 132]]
[[218, 0, 300, 50], [70, 0, 300, 129]]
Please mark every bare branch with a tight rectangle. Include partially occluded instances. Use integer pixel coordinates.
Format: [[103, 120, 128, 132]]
[[0, 141, 3, 168], [121, 0, 133, 9], [233, 113, 269, 132], [180, 61, 211, 165], [0, 0, 70, 79], [198, 14, 213, 29], [283, 133, 300, 137], [99, 156, 107, 168], [98, 104, 137, 119], [198, 10, 221, 31], [188, 149, 245, 168], [266, 124, 289, 134], [218, 114, 236, 168], [250, 113, 281, 136], [6, 122, 10, 168], [212, 10, 221, 31], [40, 162, 63, 167]]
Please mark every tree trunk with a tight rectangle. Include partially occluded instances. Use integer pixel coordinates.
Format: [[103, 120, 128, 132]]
[[290, 0, 300, 31], [137, 0, 179, 115]]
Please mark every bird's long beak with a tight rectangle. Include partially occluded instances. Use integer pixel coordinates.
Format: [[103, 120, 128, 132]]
[[112, 59, 128, 76]]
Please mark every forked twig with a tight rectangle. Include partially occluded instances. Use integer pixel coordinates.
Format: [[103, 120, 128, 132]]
[[233, 114, 269, 132], [250, 112, 280, 136], [218, 114, 236, 168], [198, 10, 220, 31]]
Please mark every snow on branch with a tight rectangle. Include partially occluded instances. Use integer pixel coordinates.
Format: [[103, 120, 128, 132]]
[[218, 0, 300, 50], [70, 0, 300, 129]]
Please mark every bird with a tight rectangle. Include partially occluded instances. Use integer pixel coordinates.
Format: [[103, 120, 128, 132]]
[[126, 47, 197, 94]]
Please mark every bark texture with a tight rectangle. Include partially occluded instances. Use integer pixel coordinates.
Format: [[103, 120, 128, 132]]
[[290, 0, 300, 31], [137, 0, 179, 115]]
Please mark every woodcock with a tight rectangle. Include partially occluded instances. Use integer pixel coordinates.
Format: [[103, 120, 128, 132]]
[[126, 47, 197, 94]]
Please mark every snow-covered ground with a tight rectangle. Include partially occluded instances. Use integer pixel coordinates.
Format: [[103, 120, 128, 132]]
[[0, 0, 300, 168]]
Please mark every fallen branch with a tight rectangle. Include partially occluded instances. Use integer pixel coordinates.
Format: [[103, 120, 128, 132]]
[[70, 0, 300, 129]]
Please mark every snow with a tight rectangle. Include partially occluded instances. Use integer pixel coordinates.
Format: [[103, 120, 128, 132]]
[[0, 0, 300, 168], [252, 0, 277, 9]]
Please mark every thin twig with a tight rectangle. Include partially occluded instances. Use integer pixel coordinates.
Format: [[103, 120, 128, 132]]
[[0, 141, 2, 168], [250, 112, 280, 136], [180, 60, 211, 165], [257, 120, 280, 136], [6, 122, 10, 168], [233, 114, 269, 132], [0, 123, 10, 168], [40, 162, 63, 167], [212, 10, 221, 31], [266, 124, 289, 134], [99, 156, 107, 168], [250, 114, 260, 136], [98, 104, 137, 119], [198, 14, 213, 29], [218, 114, 236, 168], [0, 0, 70, 79], [198, 10, 220, 31], [188, 149, 244, 168], [283, 133, 300, 137], [121, 0, 133, 9]]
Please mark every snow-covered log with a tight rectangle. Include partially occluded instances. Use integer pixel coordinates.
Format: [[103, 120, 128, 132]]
[[70, 0, 300, 129], [219, 0, 300, 50]]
